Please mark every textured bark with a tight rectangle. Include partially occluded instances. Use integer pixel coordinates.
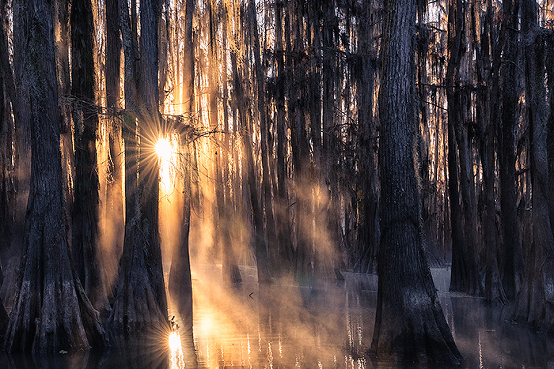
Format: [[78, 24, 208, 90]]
[[0, 10, 11, 331], [0, 0, 14, 256], [107, 0, 169, 342], [4, 0, 104, 353], [371, 0, 461, 363], [9, 0, 31, 258], [481, 0, 505, 303], [71, 0, 107, 310]]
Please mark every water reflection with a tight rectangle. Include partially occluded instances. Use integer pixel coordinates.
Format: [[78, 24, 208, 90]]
[[1, 267, 554, 368]]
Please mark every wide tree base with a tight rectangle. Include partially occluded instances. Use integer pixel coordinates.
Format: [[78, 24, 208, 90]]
[[4, 276, 104, 353], [106, 272, 169, 345], [370, 290, 462, 365]]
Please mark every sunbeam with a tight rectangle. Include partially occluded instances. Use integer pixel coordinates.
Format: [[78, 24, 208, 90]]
[[156, 136, 178, 196]]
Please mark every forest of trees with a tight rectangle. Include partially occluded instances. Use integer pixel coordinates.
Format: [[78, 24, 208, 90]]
[[0, 0, 553, 364]]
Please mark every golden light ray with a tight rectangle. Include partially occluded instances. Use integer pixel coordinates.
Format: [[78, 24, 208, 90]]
[[155, 136, 179, 196]]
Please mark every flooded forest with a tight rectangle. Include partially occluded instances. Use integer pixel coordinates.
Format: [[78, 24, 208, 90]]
[[1, 0, 554, 367]]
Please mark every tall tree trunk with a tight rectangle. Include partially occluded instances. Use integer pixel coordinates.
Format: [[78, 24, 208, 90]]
[[232, 45, 272, 284], [249, 0, 278, 280], [371, 0, 461, 363], [447, 0, 483, 295], [0, 2, 12, 329], [104, 0, 125, 289], [513, 0, 554, 332], [481, 0, 505, 303], [355, 0, 378, 273], [71, 0, 107, 310], [274, 0, 294, 271], [4, 0, 104, 353], [547, 23, 554, 233], [219, 4, 242, 284], [107, 0, 169, 341], [499, 0, 523, 301], [10, 0, 31, 260], [168, 137, 196, 362]]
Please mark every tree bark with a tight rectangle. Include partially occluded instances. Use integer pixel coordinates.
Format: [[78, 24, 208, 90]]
[[446, 0, 483, 296], [107, 0, 169, 342], [4, 0, 104, 353], [371, 0, 461, 363], [480, 0, 505, 303], [71, 0, 107, 310]]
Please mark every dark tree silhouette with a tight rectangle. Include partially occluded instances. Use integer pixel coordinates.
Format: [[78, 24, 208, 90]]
[[513, 0, 554, 332], [370, 0, 461, 363], [70, 0, 107, 310], [499, 0, 523, 301], [4, 0, 104, 353]]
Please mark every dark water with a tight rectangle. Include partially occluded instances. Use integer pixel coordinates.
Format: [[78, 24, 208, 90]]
[[1, 266, 553, 368]]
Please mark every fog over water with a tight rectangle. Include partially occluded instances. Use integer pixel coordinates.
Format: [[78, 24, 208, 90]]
[[1, 266, 552, 368]]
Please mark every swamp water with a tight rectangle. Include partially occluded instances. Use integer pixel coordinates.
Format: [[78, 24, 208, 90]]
[[1, 266, 553, 368]]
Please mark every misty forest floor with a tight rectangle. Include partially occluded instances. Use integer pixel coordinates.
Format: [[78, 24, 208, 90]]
[[0, 266, 552, 368]]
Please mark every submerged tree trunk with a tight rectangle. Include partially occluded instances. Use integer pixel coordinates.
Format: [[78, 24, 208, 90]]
[[4, 0, 104, 353], [370, 0, 461, 363]]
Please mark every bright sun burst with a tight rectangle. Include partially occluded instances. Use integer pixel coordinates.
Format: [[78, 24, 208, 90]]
[[156, 138, 173, 161], [156, 137, 176, 195], [169, 331, 181, 352]]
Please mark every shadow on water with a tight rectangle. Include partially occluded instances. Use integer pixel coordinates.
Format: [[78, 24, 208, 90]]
[[1, 266, 553, 368]]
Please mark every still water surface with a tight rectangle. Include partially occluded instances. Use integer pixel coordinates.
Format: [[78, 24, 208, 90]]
[[1, 266, 553, 368]]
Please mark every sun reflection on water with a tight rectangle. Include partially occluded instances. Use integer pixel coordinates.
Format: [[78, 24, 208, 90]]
[[169, 331, 185, 369]]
